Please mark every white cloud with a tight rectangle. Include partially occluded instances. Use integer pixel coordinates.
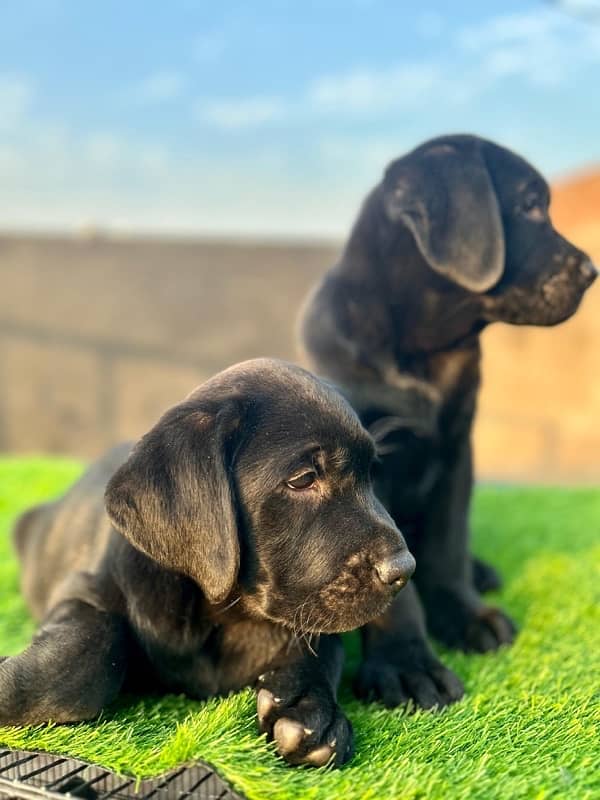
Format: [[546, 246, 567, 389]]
[[3, 7, 600, 238], [191, 7, 600, 132], [0, 120, 173, 187], [459, 8, 600, 87], [0, 74, 34, 130], [308, 63, 444, 113], [133, 70, 187, 104], [459, 11, 560, 49], [305, 7, 600, 122], [554, 0, 600, 18], [300, 5, 600, 125], [196, 96, 287, 130]]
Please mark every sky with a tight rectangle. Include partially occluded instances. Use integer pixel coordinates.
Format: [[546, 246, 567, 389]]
[[1, 0, 600, 239]]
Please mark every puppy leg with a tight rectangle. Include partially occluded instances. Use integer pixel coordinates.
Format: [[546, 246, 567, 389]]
[[256, 635, 353, 767], [0, 598, 128, 726], [416, 438, 516, 653], [354, 581, 464, 710]]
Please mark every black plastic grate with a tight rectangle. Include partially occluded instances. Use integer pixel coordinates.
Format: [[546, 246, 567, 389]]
[[0, 750, 243, 800]]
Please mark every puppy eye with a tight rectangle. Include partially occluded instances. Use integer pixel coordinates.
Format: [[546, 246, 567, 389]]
[[285, 470, 317, 491], [521, 194, 545, 220], [523, 194, 539, 211]]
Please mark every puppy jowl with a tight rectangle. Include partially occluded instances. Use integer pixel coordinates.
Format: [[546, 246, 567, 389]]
[[300, 133, 596, 710], [2, 358, 414, 768]]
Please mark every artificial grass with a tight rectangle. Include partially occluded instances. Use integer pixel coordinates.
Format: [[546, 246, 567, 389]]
[[0, 458, 599, 800]]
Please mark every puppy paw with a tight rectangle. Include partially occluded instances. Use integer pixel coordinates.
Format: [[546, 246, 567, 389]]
[[353, 648, 464, 711], [462, 607, 517, 652], [472, 556, 503, 594], [256, 673, 353, 767], [426, 590, 517, 653]]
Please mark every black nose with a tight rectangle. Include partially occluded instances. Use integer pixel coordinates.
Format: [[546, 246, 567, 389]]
[[579, 259, 598, 285], [375, 550, 416, 589]]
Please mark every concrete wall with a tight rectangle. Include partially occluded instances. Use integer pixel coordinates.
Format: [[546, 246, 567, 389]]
[[0, 234, 334, 454], [0, 217, 598, 482]]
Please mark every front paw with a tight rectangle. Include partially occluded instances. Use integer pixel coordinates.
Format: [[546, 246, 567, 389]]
[[426, 590, 517, 653], [462, 607, 516, 652], [353, 644, 464, 710], [256, 672, 353, 767], [472, 556, 503, 594]]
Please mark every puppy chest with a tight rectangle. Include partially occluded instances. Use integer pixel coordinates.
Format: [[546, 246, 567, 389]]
[[427, 346, 481, 404], [215, 622, 291, 691]]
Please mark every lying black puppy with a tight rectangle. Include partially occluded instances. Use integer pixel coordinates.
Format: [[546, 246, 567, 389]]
[[299, 134, 597, 709], [0, 358, 415, 767]]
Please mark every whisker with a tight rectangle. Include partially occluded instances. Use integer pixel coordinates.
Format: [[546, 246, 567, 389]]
[[214, 595, 241, 616], [305, 633, 317, 657]]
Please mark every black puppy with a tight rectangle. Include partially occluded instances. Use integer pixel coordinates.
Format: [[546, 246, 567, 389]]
[[1, 358, 415, 767], [299, 134, 597, 709]]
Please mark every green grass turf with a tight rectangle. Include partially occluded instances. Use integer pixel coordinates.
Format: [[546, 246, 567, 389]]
[[0, 458, 599, 800]]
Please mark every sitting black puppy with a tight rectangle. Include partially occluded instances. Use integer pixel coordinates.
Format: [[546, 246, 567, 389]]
[[299, 134, 597, 710], [0, 359, 415, 767]]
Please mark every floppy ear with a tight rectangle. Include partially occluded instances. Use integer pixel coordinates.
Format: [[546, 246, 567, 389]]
[[105, 400, 241, 604], [383, 142, 505, 292]]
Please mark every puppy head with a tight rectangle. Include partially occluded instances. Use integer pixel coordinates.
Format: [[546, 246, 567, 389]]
[[380, 134, 596, 328], [478, 139, 597, 325], [105, 359, 413, 633]]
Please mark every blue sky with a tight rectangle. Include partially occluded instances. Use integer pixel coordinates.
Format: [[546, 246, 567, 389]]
[[1, 0, 600, 238]]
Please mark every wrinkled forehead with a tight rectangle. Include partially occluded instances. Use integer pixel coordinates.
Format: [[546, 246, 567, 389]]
[[255, 384, 371, 450], [482, 140, 547, 196], [240, 373, 375, 475]]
